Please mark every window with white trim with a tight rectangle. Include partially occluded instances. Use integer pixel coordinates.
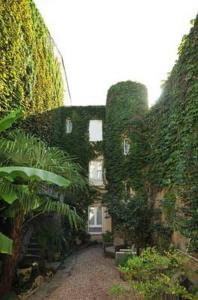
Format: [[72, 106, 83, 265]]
[[123, 138, 130, 155], [65, 118, 72, 134], [88, 206, 102, 233], [89, 160, 103, 186], [89, 120, 103, 141]]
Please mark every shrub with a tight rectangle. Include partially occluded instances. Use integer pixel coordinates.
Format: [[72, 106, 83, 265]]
[[118, 248, 194, 299], [102, 231, 113, 243]]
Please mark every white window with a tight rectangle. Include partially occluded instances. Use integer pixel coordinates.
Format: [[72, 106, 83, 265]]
[[89, 120, 103, 141], [88, 206, 102, 234], [124, 138, 130, 155], [65, 118, 72, 134], [89, 160, 103, 186]]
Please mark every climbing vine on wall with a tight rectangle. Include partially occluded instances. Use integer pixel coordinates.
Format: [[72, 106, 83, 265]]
[[146, 15, 198, 251], [56, 106, 106, 172], [52, 106, 106, 226], [105, 81, 148, 197], [104, 81, 150, 247], [0, 0, 64, 142]]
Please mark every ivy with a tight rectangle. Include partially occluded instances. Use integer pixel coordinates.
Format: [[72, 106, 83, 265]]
[[0, 0, 64, 143], [56, 106, 105, 172], [105, 81, 148, 197], [146, 16, 198, 251], [104, 81, 149, 247], [160, 193, 176, 227]]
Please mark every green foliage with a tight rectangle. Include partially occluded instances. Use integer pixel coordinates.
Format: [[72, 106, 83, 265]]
[[56, 106, 105, 171], [0, 109, 23, 132], [104, 81, 149, 248], [160, 193, 176, 227], [115, 252, 134, 267], [151, 193, 177, 251], [109, 284, 129, 298], [146, 16, 198, 251], [52, 106, 105, 230], [0, 130, 84, 226], [152, 224, 173, 252], [102, 231, 113, 243], [0, 233, 13, 255], [106, 194, 152, 251], [0, 110, 21, 254], [37, 222, 66, 261], [0, 129, 86, 190], [0, 112, 85, 258], [0, 166, 70, 188], [119, 248, 192, 299], [0, 0, 64, 141], [105, 81, 148, 197]]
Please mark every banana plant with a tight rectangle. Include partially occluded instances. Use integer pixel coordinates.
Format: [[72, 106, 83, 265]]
[[0, 110, 85, 297], [0, 166, 71, 254], [0, 110, 83, 255], [0, 110, 22, 254]]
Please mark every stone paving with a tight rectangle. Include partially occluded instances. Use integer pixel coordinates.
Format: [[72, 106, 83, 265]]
[[30, 246, 139, 300]]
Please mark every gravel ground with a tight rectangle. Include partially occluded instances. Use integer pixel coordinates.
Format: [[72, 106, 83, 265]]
[[30, 246, 139, 300]]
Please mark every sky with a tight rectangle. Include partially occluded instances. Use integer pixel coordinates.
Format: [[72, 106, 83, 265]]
[[34, 0, 198, 107]]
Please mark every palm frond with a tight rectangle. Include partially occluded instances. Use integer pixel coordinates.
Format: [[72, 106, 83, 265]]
[[39, 199, 82, 229], [1, 186, 40, 217], [0, 128, 84, 229], [0, 130, 87, 191]]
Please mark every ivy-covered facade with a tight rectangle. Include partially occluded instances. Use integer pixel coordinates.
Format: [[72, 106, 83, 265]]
[[145, 16, 198, 253], [59, 82, 149, 242], [56, 105, 112, 239], [58, 56, 198, 251], [0, 0, 197, 254], [56, 106, 105, 171], [104, 81, 150, 248], [0, 0, 70, 143]]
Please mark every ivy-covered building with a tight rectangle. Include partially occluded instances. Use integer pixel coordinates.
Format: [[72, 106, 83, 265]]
[[60, 81, 148, 241], [1, 0, 197, 253], [57, 105, 110, 240], [0, 0, 71, 143]]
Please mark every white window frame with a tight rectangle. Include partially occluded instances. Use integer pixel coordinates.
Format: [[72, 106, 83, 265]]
[[89, 120, 103, 142], [123, 138, 130, 155], [89, 160, 103, 186], [65, 118, 72, 134], [88, 206, 103, 234]]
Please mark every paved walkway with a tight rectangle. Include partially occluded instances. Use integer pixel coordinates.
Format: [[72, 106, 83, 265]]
[[30, 246, 138, 300]]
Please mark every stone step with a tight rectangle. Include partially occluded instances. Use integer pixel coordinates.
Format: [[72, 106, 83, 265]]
[[26, 248, 41, 254], [23, 254, 42, 260], [28, 242, 40, 247]]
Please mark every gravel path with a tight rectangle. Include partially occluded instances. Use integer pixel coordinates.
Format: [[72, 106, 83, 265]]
[[30, 246, 138, 300]]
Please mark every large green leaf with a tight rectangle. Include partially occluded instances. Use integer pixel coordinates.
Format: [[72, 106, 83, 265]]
[[0, 232, 13, 254], [0, 191, 18, 204], [0, 167, 70, 187], [0, 109, 22, 132]]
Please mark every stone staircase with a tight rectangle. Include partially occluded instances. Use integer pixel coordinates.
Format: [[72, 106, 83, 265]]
[[21, 235, 43, 267]]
